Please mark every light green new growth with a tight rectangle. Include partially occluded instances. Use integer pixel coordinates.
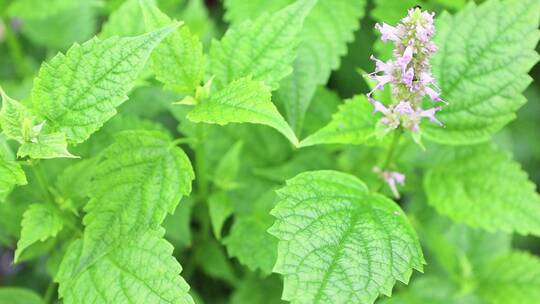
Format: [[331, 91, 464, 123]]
[[56, 130, 195, 303], [32, 24, 178, 144], [209, 0, 316, 90], [140, 0, 206, 95], [15, 204, 64, 262], [300, 95, 377, 147], [424, 143, 540, 235], [57, 229, 194, 304], [187, 77, 299, 145], [18, 132, 76, 159], [276, 0, 366, 133], [269, 171, 424, 304], [423, 0, 540, 145], [477, 251, 540, 304], [0, 88, 75, 159]]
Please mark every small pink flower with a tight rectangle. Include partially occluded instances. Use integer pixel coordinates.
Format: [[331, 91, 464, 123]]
[[374, 167, 406, 199], [375, 22, 400, 42]]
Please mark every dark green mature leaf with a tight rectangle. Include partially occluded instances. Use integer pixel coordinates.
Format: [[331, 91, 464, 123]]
[[32, 24, 178, 144], [424, 143, 540, 235], [210, 0, 316, 90], [270, 171, 424, 303], [423, 0, 540, 144]]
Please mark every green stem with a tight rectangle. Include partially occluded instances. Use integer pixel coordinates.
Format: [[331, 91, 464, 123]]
[[2, 17, 28, 78], [376, 128, 403, 192], [195, 125, 208, 200], [43, 281, 57, 304], [31, 161, 55, 204]]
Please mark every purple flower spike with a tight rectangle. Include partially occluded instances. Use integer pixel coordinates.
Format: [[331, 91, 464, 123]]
[[366, 7, 446, 136]]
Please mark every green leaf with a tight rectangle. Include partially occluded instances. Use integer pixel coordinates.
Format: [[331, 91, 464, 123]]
[[275, 0, 366, 133], [0, 148, 26, 201], [379, 276, 482, 304], [423, 0, 540, 145], [57, 229, 194, 304], [0, 87, 32, 143], [269, 170, 424, 303], [140, 0, 206, 95], [477, 251, 540, 304], [230, 274, 285, 304], [78, 130, 194, 268], [19, 1, 98, 50], [32, 24, 179, 144], [208, 192, 234, 239], [224, 212, 278, 275], [8, 0, 81, 19], [223, 0, 292, 24], [18, 132, 77, 159], [0, 287, 44, 304], [300, 95, 377, 147], [424, 143, 540, 235], [0, 88, 75, 159], [15, 204, 64, 262], [187, 77, 298, 145], [210, 0, 316, 90], [193, 238, 238, 284], [100, 0, 145, 38], [213, 141, 243, 190]]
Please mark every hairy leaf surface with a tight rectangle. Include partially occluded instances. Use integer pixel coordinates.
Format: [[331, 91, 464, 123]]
[[32, 25, 178, 144], [187, 77, 298, 145], [300, 96, 377, 147], [209, 0, 316, 90], [15, 204, 64, 262], [57, 229, 194, 304], [141, 0, 205, 95], [424, 143, 540, 235], [270, 170, 424, 303], [423, 0, 540, 144]]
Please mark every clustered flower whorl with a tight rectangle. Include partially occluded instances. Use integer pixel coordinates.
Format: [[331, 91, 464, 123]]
[[368, 8, 446, 136]]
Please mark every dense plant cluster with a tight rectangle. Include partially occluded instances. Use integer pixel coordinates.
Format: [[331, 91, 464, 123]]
[[0, 0, 539, 303]]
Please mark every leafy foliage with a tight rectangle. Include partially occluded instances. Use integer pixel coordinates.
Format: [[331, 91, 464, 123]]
[[15, 204, 63, 262], [423, 0, 540, 144], [187, 77, 298, 145], [270, 171, 424, 303], [1, 0, 540, 303], [32, 25, 178, 144], [424, 143, 540, 235], [209, 0, 316, 90]]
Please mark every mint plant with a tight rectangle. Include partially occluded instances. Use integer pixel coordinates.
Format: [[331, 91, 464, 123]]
[[0, 0, 540, 303]]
